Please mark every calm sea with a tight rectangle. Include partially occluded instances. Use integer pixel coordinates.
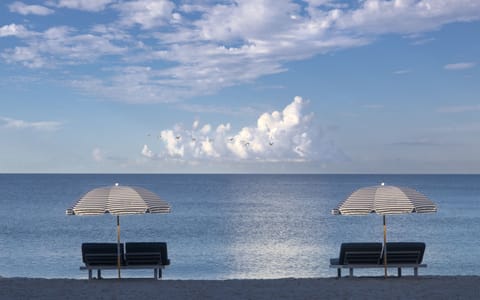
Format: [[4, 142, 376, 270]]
[[0, 174, 478, 279]]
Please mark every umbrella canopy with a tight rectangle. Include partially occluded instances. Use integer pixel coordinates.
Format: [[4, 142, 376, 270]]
[[332, 183, 437, 277], [332, 184, 437, 216], [66, 184, 171, 216], [66, 183, 171, 279]]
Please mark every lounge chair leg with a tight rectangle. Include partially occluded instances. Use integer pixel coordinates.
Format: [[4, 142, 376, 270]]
[[159, 268, 162, 279], [337, 268, 341, 278], [97, 269, 102, 279], [88, 270, 92, 280], [398, 268, 402, 277], [349, 268, 353, 277], [414, 267, 418, 276], [154, 269, 158, 280]]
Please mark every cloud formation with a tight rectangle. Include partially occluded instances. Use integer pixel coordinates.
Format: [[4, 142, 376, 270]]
[[0, 117, 62, 131], [55, 0, 114, 12], [1, 1, 479, 102], [9, 2, 54, 16], [0, 24, 29, 37], [444, 62, 476, 70], [92, 148, 105, 162], [142, 96, 344, 162]]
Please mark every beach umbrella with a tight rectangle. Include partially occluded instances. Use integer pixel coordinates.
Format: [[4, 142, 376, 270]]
[[66, 183, 171, 279], [332, 183, 436, 277]]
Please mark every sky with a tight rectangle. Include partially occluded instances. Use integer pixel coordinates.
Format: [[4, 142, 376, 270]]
[[0, 0, 479, 174]]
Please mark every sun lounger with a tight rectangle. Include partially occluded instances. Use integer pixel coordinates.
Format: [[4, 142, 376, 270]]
[[329, 242, 427, 278], [80, 242, 170, 280], [81, 243, 125, 279], [125, 242, 170, 279], [382, 242, 426, 276], [329, 243, 383, 277]]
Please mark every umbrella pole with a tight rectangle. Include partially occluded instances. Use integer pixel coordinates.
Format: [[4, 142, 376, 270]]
[[117, 215, 121, 279], [383, 215, 387, 278]]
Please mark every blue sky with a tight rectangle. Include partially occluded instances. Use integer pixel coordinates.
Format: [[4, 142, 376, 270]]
[[0, 0, 479, 173]]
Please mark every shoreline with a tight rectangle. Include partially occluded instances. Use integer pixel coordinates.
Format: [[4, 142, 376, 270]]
[[1, 276, 479, 299]]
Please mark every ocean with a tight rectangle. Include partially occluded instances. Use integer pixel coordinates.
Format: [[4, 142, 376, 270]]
[[0, 174, 478, 279]]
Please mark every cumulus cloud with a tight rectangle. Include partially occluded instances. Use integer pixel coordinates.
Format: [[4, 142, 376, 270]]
[[0, 116, 62, 131], [9, 2, 54, 16], [443, 62, 476, 70], [141, 144, 155, 159], [141, 97, 344, 162]]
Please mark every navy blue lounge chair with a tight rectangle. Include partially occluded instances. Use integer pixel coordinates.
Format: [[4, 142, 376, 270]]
[[382, 242, 426, 276], [330, 242, 427, 277], [82, 243, 125, 266], [125, 242, 170, 266]]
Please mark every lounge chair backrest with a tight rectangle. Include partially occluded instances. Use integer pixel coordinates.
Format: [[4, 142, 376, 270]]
[[125, 242, 169, 266], [384, 242, 426, 264], [339, 243, 383, 265], [82, 243, 124, 266]]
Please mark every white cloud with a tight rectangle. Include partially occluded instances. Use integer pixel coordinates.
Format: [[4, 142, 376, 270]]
[[159, 129, 185, 158], [0, 117, 62, 131], [336, 0, 480, 34], [393, 69, 411, 75], [0, 24, 30, 37], [1, 26, 126, 68], [55, 0, 114, 11], [115, 0, 176, 29], [2, 0, 480, 102], [194, 0, 300, 41], [444, 62, 476, 70], [1, 46, 46, 68], [9, 2, 54, 16], [95, 0, 480, 103], [92, 148, 104, 162], [141, 96, 345, 162], [141, 144, 155, 159]]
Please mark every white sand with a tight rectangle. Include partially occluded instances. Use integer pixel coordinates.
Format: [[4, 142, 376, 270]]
[[1, 276, 479, 299]]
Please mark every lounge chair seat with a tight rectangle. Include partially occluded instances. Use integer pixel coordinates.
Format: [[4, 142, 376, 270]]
[[382, 242, 426, 276], [329, 242, 427, 277], [80, 242, 169, 280], [82, 243, 125, 266], [125, 242, 170, 266]]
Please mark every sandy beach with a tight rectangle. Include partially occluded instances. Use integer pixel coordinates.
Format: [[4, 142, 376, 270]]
[[1, 276, 479, 299]]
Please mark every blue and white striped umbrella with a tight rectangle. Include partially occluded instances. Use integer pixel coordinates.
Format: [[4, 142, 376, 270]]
[[332, 183, 437, 216], [66, 184, 171, 216], [332, 183, 437, 277], [66, 183, 171, 278]]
